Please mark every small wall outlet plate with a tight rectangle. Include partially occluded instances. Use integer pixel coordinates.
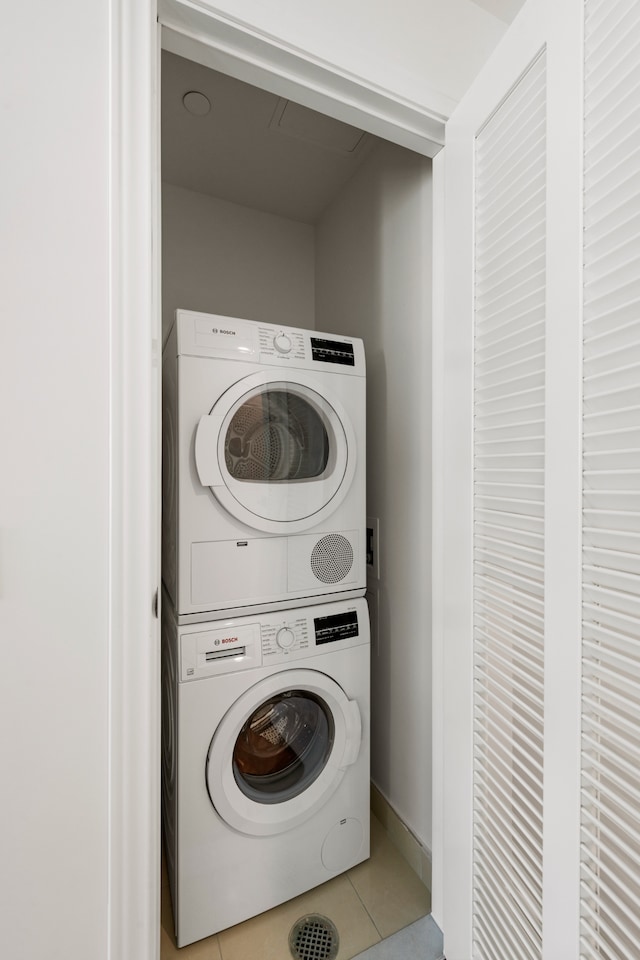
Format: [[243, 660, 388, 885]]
[[366, 516, 380, 580]]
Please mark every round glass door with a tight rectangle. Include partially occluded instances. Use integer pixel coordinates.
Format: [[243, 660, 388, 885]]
[[195, 373, 357, 533], [206, 669, 362, 836], [224, 388, 330, 483], [232, 691, 334, 804]]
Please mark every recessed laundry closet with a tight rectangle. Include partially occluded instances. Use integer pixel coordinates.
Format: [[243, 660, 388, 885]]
[[21, 3, 640, 959], [160, 45, 433, 956]]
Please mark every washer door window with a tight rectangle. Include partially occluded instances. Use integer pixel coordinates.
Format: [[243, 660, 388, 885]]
[[207, 670, 362, 836], [233, 691, 333, 804], [194, 373, 356, 534]]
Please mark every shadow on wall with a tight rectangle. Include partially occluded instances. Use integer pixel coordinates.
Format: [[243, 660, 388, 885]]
[[161, 183, 316, 345], [314, 140, 433, 853]]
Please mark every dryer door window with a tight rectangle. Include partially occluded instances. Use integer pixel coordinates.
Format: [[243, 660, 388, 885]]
[[232, 691, 334, 804], [206, 668, 362, 836], [194, 373, 357, 534], [224, 389, 330, 483]]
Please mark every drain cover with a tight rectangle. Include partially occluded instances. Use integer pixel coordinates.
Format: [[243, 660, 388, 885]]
[[289, 914, 339, 960]]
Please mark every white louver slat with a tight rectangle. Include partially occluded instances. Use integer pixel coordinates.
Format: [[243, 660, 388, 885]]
[[581, 1, 640, 958], [472, 50, 546, 960]]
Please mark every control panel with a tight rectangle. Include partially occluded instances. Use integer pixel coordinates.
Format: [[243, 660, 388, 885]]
[[314, 609, 360, 644], [178, 599, 369, 680], [177, 310, 364, 374], [260, 608, 361, 663], [258, 326, 306, 362], [310, 337, 355, 367], [261, 614, 311, 662]]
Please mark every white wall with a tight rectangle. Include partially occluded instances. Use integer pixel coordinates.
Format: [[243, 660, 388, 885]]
[[315, 141, 433, 851], [202, 0, 507, 113], [162, 184, 315, 341], [2, 3, 110, 958]]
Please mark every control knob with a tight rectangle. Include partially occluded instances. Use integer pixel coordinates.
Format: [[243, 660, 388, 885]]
[[276, 627, 295, 649], [273, 333, 292, 354]]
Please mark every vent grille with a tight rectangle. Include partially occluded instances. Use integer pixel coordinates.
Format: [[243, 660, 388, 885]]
[[580, 2, 640, 958], [310, 535, 354, 584], [472, 50, 547, 960], [289, 915, 339, 960]]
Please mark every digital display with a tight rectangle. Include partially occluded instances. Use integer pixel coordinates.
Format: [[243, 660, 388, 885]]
[[314, 611, 359, 645], [311, 337, 355, 366]]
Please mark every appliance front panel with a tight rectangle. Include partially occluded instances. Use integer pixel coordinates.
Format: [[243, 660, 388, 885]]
[[167, 310, 366, 618], [189, 529, 362, 614], [171, 598, 370, 945]]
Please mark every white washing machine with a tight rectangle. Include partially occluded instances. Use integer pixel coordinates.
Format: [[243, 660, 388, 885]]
[[161, 594, 370, 947], [162, 310, 366, 622]]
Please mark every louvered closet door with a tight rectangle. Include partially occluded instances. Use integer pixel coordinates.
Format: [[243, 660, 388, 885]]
[[473, 51, 546, 960], [438, 2, 584, 958], [581, 1, 640, 957]]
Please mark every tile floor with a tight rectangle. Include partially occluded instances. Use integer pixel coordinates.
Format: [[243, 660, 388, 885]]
[[161, 814, 431, 960], [352, 915, 444, 960]]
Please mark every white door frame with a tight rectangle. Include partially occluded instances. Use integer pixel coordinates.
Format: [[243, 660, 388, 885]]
[[108, 2, 162, 959], [110, 2, 445, 957]]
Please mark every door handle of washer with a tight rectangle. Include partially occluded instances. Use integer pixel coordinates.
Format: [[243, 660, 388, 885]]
[[340, 699, 362, 768], [195, 414, 224, 487]]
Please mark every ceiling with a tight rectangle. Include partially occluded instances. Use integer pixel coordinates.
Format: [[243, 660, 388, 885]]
[[161, 51, 380, 224], [470, 0, 525, 22], [161, 2, 526, 224]]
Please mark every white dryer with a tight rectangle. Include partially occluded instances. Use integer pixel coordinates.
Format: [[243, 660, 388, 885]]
[[163, 310, 366, 621], [161, 595, 370, 947]]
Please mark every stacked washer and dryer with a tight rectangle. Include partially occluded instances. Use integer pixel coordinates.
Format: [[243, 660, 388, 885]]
[[161, 309, 370, 947]]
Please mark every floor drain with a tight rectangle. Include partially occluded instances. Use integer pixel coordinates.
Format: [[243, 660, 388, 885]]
[[289, 914, 339, 960]]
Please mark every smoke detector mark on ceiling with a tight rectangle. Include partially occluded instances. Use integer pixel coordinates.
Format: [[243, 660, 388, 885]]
[[182, 90, 211, 116], [269, 99, 369, 156]]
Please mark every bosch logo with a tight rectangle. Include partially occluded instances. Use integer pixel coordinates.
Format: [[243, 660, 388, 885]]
[[211, 327, 236, 336], [221, 636, 239, 645]]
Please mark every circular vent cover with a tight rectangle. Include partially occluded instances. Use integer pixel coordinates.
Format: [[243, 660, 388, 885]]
[[310, 534, 354, 584], [289, 915, 339, 960]]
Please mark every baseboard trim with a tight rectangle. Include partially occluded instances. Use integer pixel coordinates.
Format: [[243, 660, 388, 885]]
[[370, 784, 432, 892]]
